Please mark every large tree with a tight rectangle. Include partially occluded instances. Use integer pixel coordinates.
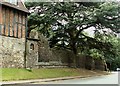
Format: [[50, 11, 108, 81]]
[[25, 2, 120, 67]]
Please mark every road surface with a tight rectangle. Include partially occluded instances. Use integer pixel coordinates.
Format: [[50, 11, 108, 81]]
[[34, 72, 119, 84]]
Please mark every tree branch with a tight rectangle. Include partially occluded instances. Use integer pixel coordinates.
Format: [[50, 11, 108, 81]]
[[75, 23, 95, 38]]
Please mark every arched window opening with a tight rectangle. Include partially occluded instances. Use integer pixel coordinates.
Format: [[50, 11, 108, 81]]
[[30, 43, 34, 50]]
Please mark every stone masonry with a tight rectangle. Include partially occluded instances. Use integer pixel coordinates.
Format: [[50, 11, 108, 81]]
[[26, 40, 39, 68], [0, 36, 25, 68]]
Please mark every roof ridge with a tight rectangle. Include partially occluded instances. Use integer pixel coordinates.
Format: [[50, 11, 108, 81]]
[[1, 0, 29, 13]]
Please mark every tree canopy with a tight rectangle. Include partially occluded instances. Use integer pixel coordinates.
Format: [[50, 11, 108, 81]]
[[25, 2, 120, 67]]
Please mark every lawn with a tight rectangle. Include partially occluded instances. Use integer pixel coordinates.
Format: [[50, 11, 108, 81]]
[[1, 68, 108, 81]]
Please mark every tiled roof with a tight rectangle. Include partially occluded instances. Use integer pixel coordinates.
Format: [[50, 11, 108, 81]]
[[0, 0, 29, 13]]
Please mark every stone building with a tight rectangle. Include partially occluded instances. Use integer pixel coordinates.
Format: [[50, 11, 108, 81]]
[[0, 0, 31, 68]]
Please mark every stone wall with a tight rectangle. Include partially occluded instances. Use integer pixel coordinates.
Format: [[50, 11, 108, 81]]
[[0, 30, 75, 68], [38, 33, 52, 62], [0, 31, 106, 70], [51, 48, 75, 67], [25, 30, 39, 68], [94, 59, 105, 71], [0, 36, 25, 68], [26, 40, 39, 68], [37, 33, 75, 67]]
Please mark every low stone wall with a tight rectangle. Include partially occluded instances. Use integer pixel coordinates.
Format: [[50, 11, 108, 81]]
[[0, 36, 25, 68], [95, 59, 105, 71], [78, 55, 86, 68], [36, 33, 75, 67], [77, 55, 105, 70], [51, 48, 75, 67], [38, 34, 52, 62], [34, 48, 75, 68]]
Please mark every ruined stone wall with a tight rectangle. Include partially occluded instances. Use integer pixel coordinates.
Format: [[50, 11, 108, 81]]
[[78, 55, 105, 71], [94, 59, 105, 71], [25, 30, 39, 68], [51, 48, 75, 66], [38, 33, 52, 62], [26, 40, 39, 68], [0, 36, 25, 68], [37, 33, 75, 67]]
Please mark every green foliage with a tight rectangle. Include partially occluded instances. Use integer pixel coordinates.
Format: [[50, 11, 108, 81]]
[[89, 49, 104, 60], [25, 2, 120, 68], [25, 2, 120, 51], [94, 32, 120, 70], [110, 38, 120, 70]]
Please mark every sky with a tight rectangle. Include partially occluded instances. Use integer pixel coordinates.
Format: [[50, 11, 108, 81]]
[[23, 0, 120, 2]]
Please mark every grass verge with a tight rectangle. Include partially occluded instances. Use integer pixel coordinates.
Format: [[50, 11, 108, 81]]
[[1, 68, 108, 81]]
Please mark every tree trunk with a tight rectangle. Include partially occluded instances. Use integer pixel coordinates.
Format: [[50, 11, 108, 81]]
[[70, 41, 79, 68], [68, 28, 79, 68], [104, 59, 109, 71]]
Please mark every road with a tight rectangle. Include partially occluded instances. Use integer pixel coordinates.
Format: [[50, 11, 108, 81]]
[[34, 72, 119, 84]]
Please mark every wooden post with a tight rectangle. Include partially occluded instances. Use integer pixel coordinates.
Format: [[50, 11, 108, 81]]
[[24, 15, 28, 68]]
